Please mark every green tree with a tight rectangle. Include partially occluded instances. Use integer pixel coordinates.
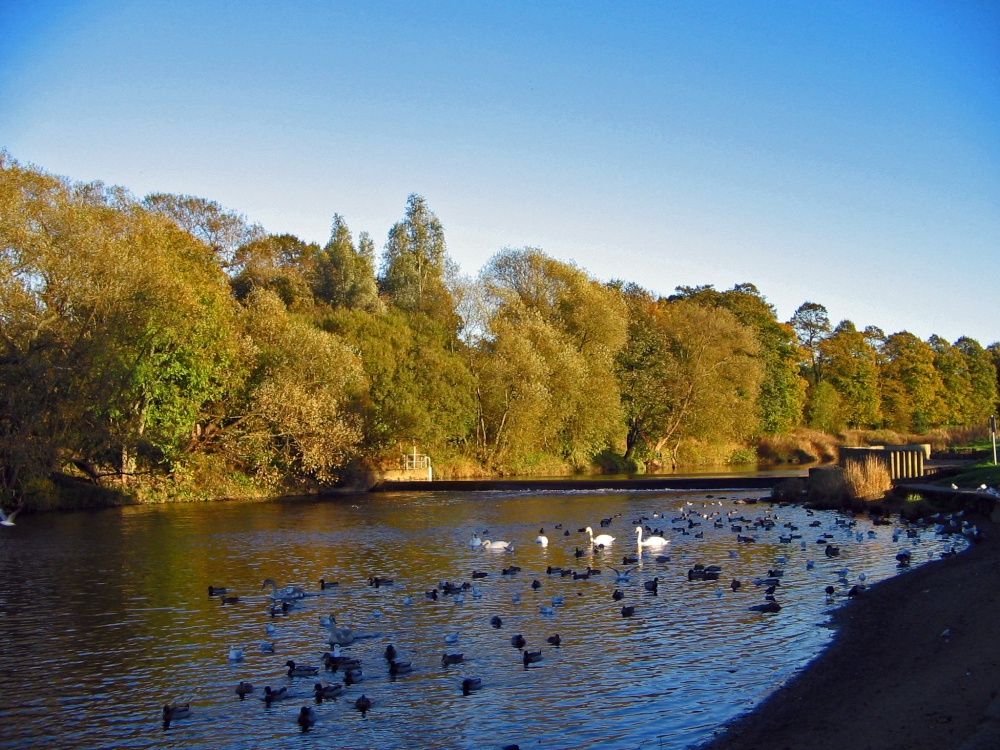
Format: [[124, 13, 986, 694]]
[[790, 301, 831, 385], [475, 248, 627, 468], [231, 233, 319, 309], [380, 194, 459, 332], [617, 291, 762, 467], [880, 332, 946, 431], [672, 283, 805, 433], [312, 215, 379, 311], [819, 320, 881, 428], [953, 337, 998, 426]]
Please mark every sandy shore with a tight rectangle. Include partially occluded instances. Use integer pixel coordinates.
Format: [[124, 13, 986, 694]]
[[698, 513, 1000, 750]]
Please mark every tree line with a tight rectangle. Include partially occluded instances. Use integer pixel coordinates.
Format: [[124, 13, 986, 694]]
[[1, 154, 997, 508]]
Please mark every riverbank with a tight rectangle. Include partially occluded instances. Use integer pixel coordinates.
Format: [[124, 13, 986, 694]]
[[698, 513, 1000, 750]]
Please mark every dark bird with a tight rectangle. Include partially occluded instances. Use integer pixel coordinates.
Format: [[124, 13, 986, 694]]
[[731, 579, 742, 591], [490, 615, 503, 628], [389, 660, 413, 675], [162, 703, 190, 729], [354, 694, 372, 714], [511, 634, 526, 648], [235, 682, 254, 700], [220, 595, 240, 605], [547, 634, 561, 646], [472, 570, 488, 578], [441, 653, 464, 665], [462, 677, 483, 696], [643, 577, 659, 593], [208, 586, 227, 596], [384, 644, 398, 662], [262, 686, 288, 707], [749, 601, 782, 613], [531, 579, 541, 590], [313, 682, 343, 701], [621, 605, 636, 618], [297, 706, 317, 732], [319, 578, 339, 590], [612, 589, 624, 601], [523, 650, 543, 667]]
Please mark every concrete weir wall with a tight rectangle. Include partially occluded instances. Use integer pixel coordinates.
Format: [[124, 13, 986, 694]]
[[839, 445, 928, 480]]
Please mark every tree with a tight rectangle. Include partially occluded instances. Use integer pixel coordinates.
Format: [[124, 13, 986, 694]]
[[474, 248, 627, 468], [231, 233, 319, 309], [617, 291, 762, 467], [143, 192, 265, 272], [379, 194, 458, 332], [880, 332, 946, 431], [953, 337, 998, 426], [819, 320, 881, 428], [672, 283, 805, 434], [790, 302, 831, 385], [311, 215, 379, 311]]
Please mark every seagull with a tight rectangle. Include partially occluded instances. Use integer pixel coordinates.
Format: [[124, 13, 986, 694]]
[[610, 566, 636, 583], [0, 504, 22, 527]]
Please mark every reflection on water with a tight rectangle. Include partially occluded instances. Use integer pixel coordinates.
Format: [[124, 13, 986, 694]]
[[0, 490, 968, 749]]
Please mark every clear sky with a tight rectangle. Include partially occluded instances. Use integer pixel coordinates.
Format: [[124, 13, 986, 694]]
[[2, 1, 998, 344]]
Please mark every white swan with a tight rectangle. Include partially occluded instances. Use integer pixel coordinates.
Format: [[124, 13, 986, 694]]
[[635, 526, 668, 548], [482, 540, 514, 552], [535, 535, 549, 547], [469, 533, 482, 548], [585, 526, 615, 547]]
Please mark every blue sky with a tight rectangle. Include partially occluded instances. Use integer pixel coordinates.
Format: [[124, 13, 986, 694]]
[[3, 1, 998, 344]]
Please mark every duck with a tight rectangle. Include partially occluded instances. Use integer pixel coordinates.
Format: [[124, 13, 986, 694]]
[[472, 570, 489, 579], [490, 615, 503, 628], [547, 634, 561, 646], [343, 668, 364, 685], [643, 577, 659, 593], [318, 578, 339, 590], [314, 682, 343, 701], [297, 705, 317, 731], [262, 685, 288, 706], [354, 694, 372, 714], [531, 579, 541, 590], [621, 605, 636, 618], [522, 650, 543, 667], [220, 595, 240, 605], [461, 677, 483, 696], [235, 682, 254, 700], [585, 526, 615, 547], [162, 703, 190, 728], [228, 646, 244, 661], [612, 588, 624, 601], [389, 659, 413, 675], [511, 633, 526, 648], [285, 659, 319, 677], [368, 576, 394, 588], [383, 644, 398, 661], [207, 586, 228, 596], [441, 652, 464, 665], [749, 600, 782, 613], [635, 526, 668, 548]]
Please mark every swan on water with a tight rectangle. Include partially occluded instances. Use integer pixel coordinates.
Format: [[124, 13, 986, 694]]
[[535, 535, 549, 547], [635, 526, 668, 548], [469, 533, 483, 547], [585, 526, 615, 547], [482, 539, 514, 551]]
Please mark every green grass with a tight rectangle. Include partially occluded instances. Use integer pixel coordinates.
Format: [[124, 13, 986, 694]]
[[936, 461, 1000, 490]]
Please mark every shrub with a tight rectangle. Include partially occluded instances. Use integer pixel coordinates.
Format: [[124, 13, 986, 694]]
[[844, 455, 892, 501]]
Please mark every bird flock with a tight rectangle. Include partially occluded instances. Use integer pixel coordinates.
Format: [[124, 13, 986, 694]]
[[162, 493, 979, 747]]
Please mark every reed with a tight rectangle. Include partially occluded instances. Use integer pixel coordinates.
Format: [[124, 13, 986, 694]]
[[844, 455, 892, 501]]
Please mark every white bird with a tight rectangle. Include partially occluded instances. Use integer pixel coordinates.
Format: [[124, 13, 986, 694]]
[[535, 535, 549, 547], [471, 586, 483, 599], [585, 526, 615, 547], [445, 632, 460, 645], [228, 646, 244, 661], [512, 592, 521, 603], [402, 595, 413, 606], [482, 539, 514, 551], [0, 504, 21, 527], [610, 566, 636, 583], [469, 533, 483, 547], [265, 623, 276, 636], [260, 641, 275, 653], [551, 595, 564, 606], [539, 604, 555, 615], [635, 526, 668, 548]]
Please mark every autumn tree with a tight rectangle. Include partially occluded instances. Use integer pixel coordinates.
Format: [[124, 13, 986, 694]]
[[819, 320, 882, 428], [880, 332, 946, 431], [312, 215, 379, 311]]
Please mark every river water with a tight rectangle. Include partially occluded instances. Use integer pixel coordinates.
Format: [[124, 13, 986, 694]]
[[0, 489, 968, 750]]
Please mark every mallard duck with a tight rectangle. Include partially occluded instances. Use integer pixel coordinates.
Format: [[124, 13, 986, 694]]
[[343, 668, 364, 685], [207, 586, 228, 596], [389, 659, 412, 675], [522, 650, 543, 667], [511, 634, 526, 648], [441, 652, 464, 665], [546, 634, 561, 646], [297, 706, 317, 732], [262, 685, 288, 706], [318, 578, 339, 590], [314, 682, 343, 701], [354, 694, 372, 714], [384, 644, 398, 661], [235, 682, 254, 700], [285, 659, 319, 677], [461, 677, 483, 696], [162, 703, 190, 728]]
